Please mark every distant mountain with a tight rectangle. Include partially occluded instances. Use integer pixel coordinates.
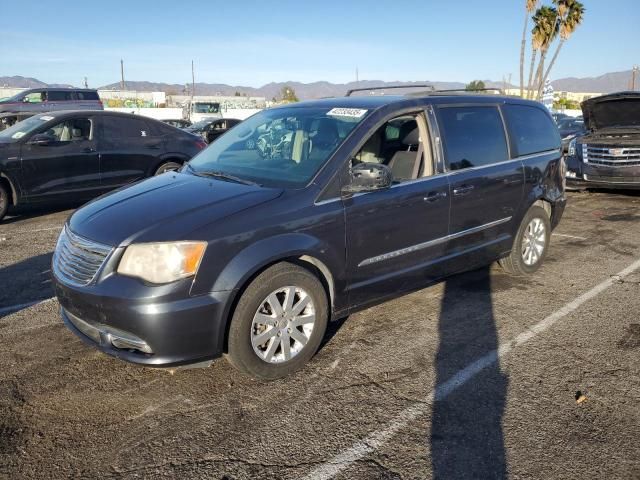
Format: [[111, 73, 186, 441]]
[[2, 70, 637, 97], [98, 79, 511, 99], [551, 70, 637, 93], [0, 75, 72, 89]]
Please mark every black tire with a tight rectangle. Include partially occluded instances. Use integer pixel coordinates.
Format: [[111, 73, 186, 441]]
[[154, 161, 181, 175], [499, 205, 551, 276], [0, 182, 9, 222], [226, 262, 329, 380]]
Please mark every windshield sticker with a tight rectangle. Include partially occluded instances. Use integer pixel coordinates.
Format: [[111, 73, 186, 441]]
[[327, 108, 368, 119], [40, 116, 54, 121], [11, 132, 26, 139]]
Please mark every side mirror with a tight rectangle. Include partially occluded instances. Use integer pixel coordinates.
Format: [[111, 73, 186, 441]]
[[343, 162, 393, 194], [28, 134, 55, 146]]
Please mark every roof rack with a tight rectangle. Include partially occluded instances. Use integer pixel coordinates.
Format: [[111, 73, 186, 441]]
[[346, 84, 435, 96], [408, 87, 506, 97]]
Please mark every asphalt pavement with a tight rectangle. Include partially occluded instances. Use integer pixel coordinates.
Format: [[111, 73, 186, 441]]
[[0, 191, 639, 479]]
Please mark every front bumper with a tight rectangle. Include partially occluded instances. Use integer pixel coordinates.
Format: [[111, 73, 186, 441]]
[[54, 276, 233, 368], [566, 154, 640, 190]]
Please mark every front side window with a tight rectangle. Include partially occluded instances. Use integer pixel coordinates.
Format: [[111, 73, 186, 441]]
[[23, 92, 45, 103], [41, 118, 92, 142], [438, 106, 508, 170], [503, 104, 560, 156], [0, 115, 56, 143], [188, 106, 367, 188], [47, 91, 73, 101]]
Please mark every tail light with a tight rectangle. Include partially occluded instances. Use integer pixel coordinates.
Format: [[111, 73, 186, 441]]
[[195, 140, 207, 150]]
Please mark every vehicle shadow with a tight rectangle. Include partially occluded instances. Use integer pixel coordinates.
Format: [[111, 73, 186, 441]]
[[2, 203, 79, 226], [0, 252, 54, 319], [430, 266, 508, 479]]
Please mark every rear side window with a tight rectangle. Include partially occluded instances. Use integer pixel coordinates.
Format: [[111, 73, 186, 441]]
[[503, 104, 560, 156], [103, 116, 153, 138], [76, 91, 100, 101], [438, 106, 508, 170], [47, 91, 73, 101]]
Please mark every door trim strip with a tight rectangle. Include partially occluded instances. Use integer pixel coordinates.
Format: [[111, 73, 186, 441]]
[[357, 216, 512, 267]]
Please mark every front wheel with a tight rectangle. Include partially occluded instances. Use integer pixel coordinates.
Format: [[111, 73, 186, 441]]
[[0, 183, 9, 222], [154, 161, 181, 175], [499, 205, 551, 275], [226, 262, 328, 380]]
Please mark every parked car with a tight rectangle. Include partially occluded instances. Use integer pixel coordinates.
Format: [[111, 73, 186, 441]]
[[0, 88, 103, 130], [52, 93, 565, 379], [566, 91, 640, 189], [0, 110, 207, 221], [161, 119, 192, 129], [557, 117, 587, 153], [551, 112, 569, 124], [184, 118, 242, 143]]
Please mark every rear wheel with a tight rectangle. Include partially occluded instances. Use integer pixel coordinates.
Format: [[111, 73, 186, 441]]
[[154, 161, 181, 175], [0, 183, 9, 222], [226, 262, 328, 380], [499, 205, 551, 275]]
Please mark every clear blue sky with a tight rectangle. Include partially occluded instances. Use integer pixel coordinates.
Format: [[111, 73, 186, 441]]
[[1, 0, 637, 88]]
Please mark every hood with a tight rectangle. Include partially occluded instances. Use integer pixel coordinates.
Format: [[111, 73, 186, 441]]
[[69, 172, 283, 246], [582, 92, 640, 131]]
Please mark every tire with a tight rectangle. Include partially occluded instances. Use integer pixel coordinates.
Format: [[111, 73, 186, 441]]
[[226, 262, 329, 380], [499, 205, 551, 276], [154, 161, 181, 175], [0, 182, 9, 222]]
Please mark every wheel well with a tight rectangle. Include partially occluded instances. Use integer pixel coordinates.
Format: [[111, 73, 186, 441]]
[[533, 199, 552, 218], [221, 256, 334, 353], [153, 158, 184, 174], [0, 175, 15, 206]]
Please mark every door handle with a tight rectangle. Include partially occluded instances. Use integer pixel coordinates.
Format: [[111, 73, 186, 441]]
[[453, 184, 475, 196], [424, 191, 447, 202]]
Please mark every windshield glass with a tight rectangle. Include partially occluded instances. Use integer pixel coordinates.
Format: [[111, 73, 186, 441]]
[[0, 114, 55, 143], [187, 120, 213, 130], [187, 106, 368, 188], [193, 102, 220, 114]]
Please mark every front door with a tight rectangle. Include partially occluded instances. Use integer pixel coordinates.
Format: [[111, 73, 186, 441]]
[[20, 115, 101, 201], [436, 105, 524, 270], [344, 112, 451, 308]]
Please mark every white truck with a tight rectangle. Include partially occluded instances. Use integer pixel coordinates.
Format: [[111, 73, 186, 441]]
[[183, 101, 223, 123]]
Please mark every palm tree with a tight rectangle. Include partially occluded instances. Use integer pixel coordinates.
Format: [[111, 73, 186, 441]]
[[527, 7, 556, 99], [537, 0, 585, 99], [531, 6, 559, 100], [520, 0, 539, 98]]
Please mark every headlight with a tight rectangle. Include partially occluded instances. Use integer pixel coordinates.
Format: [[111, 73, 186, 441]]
[[568, 138, 577, 157], [117, 241, 206, 284]]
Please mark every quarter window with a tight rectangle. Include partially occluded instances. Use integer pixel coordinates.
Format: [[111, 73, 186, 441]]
[[503, 104, 560, 156], [438, 106, 508, 170]]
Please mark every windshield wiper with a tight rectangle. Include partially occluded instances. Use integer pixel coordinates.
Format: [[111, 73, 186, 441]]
[[187, 165, 260, 186]]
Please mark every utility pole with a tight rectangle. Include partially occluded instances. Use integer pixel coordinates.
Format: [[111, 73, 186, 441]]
[[191, 60, 195, 101], [632, 65, 639, 91], [120, 59, 125, 90], [83, 77, 88, 88]]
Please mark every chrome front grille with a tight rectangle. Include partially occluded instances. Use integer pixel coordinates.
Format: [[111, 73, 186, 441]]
[[583, 144, 640, 167], [53, 226, 113, 286]]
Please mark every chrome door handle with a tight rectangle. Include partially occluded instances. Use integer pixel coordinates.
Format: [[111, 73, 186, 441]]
[[453, 185, 474, 196], [424, 191, 447, 202]]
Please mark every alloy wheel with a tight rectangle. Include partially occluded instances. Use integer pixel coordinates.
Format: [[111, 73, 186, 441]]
[[521, 218, 546, 266], [251, 286, 316, 363]]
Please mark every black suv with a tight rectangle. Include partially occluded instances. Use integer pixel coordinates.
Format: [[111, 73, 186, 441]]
[[52, 92, 565, 379], [0, 111, 206, 221], [0, 88, 103, 129], [566, 92, 640, 189]]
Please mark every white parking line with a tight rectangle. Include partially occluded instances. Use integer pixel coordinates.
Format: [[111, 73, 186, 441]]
[[0, 297, 56, 316], [303, 257, 640, 480], [552, 233, 588, 241]]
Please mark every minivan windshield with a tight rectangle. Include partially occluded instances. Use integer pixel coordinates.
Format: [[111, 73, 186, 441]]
[[186, 106, 368, 188], [0, 114, 55, 143]]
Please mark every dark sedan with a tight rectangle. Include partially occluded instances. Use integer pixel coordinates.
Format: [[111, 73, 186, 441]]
[[0, 111, 207, 221], [184, 118, 242, 143]]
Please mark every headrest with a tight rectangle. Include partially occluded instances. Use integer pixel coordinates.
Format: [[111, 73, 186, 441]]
[[72, 128, 82, 138]]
